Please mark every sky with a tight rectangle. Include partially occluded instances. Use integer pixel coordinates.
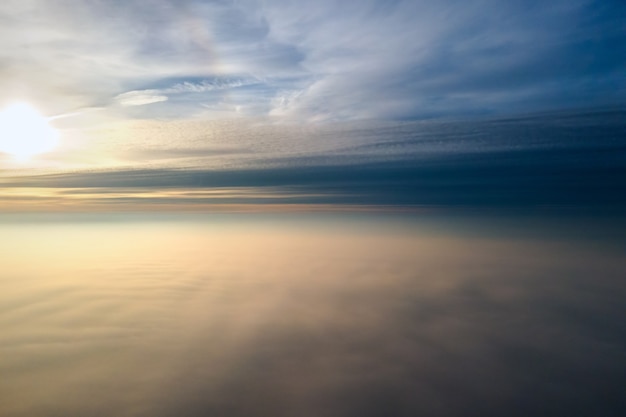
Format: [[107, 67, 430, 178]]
[[2, 0, 625, 120], [0, 0, 625, 211], [1, 3, 626, 415]]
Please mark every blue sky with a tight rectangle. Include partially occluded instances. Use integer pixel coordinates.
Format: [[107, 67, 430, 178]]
[[0, 0, 625, 210], [2, 0, 624, 121]]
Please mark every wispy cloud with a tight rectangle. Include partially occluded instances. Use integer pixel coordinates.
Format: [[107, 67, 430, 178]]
[[163, 77, 260, 93], [0, 0, 623, 121], [115, 91, 168, 106], [114, 77, 260, 107], [0, 0, 625, 212], [4, 109, 625, 211]]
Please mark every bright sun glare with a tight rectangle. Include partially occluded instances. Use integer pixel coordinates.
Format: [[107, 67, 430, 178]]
[[0, 102, 59, 161]]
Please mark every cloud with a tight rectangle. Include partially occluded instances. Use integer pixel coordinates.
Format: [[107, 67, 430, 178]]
[[255, 0, 626, 120], [114, 77, 261, 109], [0, 0, 623, 121], [163, 77, 260, 93], [1, 216, 624, 416], [115, 91, 168, 106], [3, 108, 625, 211]]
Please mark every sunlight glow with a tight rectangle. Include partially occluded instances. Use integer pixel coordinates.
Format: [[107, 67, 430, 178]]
[[0, 102, 59, 161]]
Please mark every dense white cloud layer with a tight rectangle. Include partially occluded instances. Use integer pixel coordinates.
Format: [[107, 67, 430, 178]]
[[1, 215, 624, 416]]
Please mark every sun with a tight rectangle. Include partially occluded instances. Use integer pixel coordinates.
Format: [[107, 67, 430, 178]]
[[0, 102, 59, 161]]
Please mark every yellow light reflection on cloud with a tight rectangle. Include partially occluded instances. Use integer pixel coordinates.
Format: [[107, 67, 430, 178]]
[[0, 216, 623, 416], [0, 187, 358, 213]]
